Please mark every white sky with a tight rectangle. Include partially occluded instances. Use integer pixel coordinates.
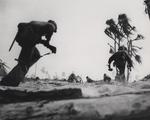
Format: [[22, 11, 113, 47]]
[[0, 0, 150, 81]]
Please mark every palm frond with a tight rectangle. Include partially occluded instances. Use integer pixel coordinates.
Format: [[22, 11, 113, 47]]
[[109, 48, 115, 54], [104, 28, 112, 37], [136, 34, 144, 40], [106, 19, 116, 26], [144, 0, 150, 18], [118, 14, 129, 23], [132, 45, 142, 50], [132, 47, 138, 53], [135, 55, 142, 64], [118, 14, 135, 37], [132, 26, 136, 31], [105, 28, 117, 40]]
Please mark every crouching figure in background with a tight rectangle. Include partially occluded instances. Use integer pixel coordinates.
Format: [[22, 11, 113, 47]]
[[103, 73, 111, 83]]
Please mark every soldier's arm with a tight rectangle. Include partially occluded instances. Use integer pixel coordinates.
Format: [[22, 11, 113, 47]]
[[45, 32, 53, 43], [108, 53, 117, 65]]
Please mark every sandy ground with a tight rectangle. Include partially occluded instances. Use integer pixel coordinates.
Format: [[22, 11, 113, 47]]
[[0, 77, 150, 120]]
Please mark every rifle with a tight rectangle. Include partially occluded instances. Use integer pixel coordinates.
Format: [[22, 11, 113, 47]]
[[9, 33, 18, 51], [9, 38, 15, 52]]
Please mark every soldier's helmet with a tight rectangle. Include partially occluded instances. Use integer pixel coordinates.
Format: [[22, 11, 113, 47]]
[[48, 20, 57, 32]]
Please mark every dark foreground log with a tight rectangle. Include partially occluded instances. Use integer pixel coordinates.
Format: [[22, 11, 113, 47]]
[[0, 88, 82, 103], [0, 92, 150, 120]]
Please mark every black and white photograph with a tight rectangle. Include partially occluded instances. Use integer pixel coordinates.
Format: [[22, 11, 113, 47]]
[[0, 0, 150, 119]]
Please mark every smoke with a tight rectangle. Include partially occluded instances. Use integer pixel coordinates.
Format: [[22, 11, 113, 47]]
[[40, 67, 51, 79], [82, 87, 100, 97]]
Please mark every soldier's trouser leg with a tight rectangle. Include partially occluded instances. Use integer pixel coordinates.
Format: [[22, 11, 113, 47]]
[[115, 74, 126, 82], [0, 47, 40, 86]]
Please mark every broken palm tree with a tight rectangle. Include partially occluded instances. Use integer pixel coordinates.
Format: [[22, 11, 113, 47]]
[[105, 14, 144, 82]]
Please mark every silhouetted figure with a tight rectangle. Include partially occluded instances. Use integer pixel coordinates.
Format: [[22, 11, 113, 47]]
[[108, 46, 133, 82], [67, 73, 82, 83], [68, 73, 76, 83], [103, 73, 111, 83], [9, 20, 57, 52], [0, 20, 57, 86], [86, 76, 94, 83]]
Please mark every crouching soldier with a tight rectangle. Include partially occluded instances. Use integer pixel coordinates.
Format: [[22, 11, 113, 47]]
[[0, 20, 57, 86], [86, 76, 94, 83], [103, 73, 111, 83]]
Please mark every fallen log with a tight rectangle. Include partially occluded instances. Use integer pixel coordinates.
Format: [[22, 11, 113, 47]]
[[0, 87, 82, 103]]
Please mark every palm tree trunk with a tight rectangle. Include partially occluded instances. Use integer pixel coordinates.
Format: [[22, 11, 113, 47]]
[[127, 40, 132, 82]]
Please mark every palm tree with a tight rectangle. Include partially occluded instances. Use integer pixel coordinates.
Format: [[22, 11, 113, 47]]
[[105, 14, 144, 81]]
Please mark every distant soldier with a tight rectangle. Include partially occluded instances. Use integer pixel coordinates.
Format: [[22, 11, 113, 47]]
[[86, 76, 94, 83], [108, 46, 133, 81], [103, 73, 111, 83]]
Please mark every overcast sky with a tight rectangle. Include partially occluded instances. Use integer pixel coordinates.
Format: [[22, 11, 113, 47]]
[[0, 0, 150, 81]]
